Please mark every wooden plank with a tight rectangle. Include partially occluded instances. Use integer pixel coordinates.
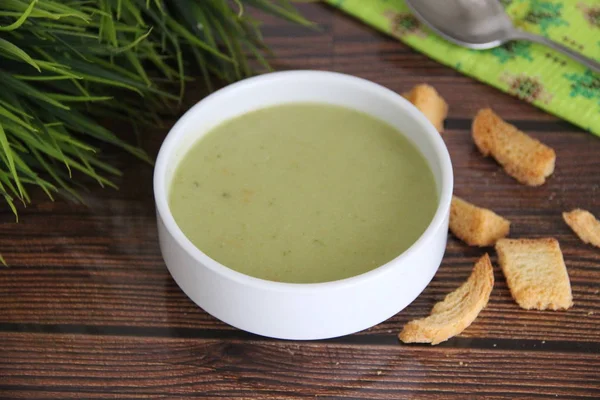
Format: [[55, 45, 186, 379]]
[[1, 333, 598, 399]]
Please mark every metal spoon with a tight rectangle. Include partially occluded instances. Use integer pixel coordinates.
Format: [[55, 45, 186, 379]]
[[404, 0, 600, 73]]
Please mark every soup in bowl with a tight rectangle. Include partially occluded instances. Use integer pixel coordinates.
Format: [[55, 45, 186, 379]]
[[154, 71, 453, 340]]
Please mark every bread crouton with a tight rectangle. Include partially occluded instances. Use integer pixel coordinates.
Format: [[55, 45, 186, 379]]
[[404, 84, 448, 132], [472, 108, 556, 186], [563, 209, 600, 248], [450, 195, 510, 246], [495, 238, 572, 310], [399, 254, 494, 345]]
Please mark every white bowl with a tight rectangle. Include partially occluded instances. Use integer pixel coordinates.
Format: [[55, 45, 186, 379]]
[[154, 71, 453, 340]]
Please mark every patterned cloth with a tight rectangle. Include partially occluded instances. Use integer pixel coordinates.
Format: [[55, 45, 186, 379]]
[[326, 0, 600, 137]]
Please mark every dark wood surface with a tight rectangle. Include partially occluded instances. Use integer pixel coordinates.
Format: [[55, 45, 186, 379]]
[[1, 3, 599, 399]]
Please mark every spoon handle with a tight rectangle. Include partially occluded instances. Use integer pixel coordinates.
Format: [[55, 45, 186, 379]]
[[513, 30, 600, 73]]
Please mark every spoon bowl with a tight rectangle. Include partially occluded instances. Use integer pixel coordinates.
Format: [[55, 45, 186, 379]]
[[405, 0, 600, 72], [406, 0, 514, 49]]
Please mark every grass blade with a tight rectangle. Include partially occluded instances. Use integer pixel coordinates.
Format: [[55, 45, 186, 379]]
[[0, 37, 41, 71], [0, 123, 25, 199], [0, 0, 37, 31]]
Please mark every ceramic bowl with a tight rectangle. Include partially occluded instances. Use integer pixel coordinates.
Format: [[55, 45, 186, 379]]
[[154, 70, 453, 340]]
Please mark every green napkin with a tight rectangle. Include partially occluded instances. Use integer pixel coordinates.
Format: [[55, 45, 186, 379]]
[[326, 0, 600, 137]]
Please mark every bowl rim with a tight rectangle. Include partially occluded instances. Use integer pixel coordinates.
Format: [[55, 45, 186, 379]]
[[154, 70, 453, 293]]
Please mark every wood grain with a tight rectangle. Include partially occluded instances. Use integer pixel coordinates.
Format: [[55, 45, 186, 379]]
[[1, 333, 599, 399], [0, 2, 599, 399]]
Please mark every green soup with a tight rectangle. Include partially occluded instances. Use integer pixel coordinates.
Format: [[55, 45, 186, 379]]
[[169, 103, 438, 283]]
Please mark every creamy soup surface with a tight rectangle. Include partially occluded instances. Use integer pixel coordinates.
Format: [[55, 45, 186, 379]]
[[169, 103, 438, 283]]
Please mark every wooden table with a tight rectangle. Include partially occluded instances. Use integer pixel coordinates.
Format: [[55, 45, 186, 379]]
[[1, 3, 599, 399]]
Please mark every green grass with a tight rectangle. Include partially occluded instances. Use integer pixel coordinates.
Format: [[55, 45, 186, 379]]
[[0, 0, 311, 220]]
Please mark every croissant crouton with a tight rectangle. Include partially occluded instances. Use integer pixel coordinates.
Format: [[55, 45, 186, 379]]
[[495, 238, 573, 310], [404, 84, 448, 132], [563, 209, 600, 248], [399, 254, 494, 345], [450, 195, 510, 246], [472, 108, 556, 186]]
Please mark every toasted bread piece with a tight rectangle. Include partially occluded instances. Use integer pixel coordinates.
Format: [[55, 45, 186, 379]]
[[472, 108, 556, 186], [450, 196, 510, 246], [563, 209, 600, 248], [399, 254, 494, 345], [495, 238, 572, 310], [403, 84, 448, 132]]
